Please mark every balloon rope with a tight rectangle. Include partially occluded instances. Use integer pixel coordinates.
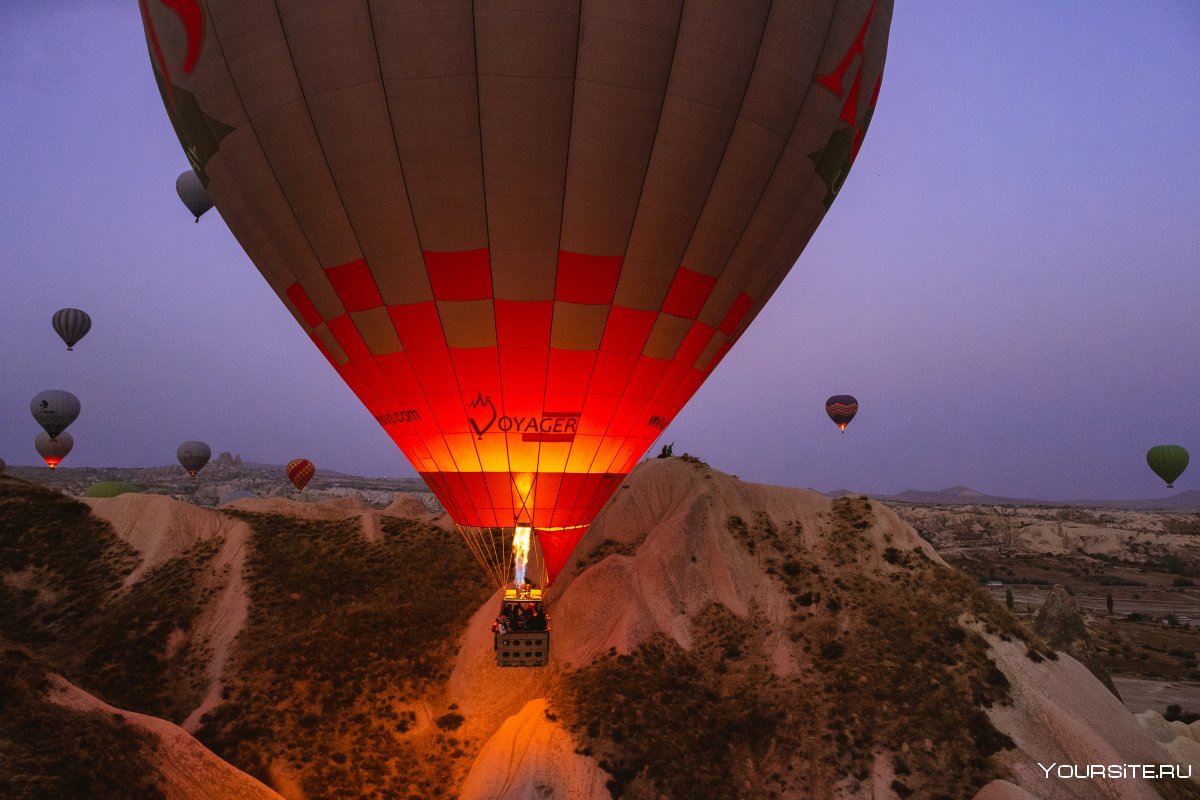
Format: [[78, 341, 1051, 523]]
[[457, 525, 505, 590], [455, 525, 489, 582], [485, 529, 508, 590], [479, 528, 507, 590]]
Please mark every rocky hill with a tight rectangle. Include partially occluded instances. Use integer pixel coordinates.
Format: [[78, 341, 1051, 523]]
[[835, 486, 1200, 511], [5, 454, 432, 509], [2, 460, 1197, 799], [889, 502, 1200, 588]]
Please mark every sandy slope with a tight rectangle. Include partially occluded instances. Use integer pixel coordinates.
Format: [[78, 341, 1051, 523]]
[[450, 459, 1191, 800], [182, 516, 252, 732], [81, 493, 252, 731], [986, 635, 1185, 799], [72, 462, 1197, 799], [48, 675, 282, 800], [458, 699, 610, 800], [82, 489, 452, 743], [1134, 711, 1200, 777], [83, 493, 238, 585], [229, 492, 447, 542]]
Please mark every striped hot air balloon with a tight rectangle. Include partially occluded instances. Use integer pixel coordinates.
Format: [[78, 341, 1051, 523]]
[[142, 0, 892, 588], [35, 431, 73, 469], [52, 308, 91, 351], [286, 458, 315, 492], [825, 395, 858, 431]]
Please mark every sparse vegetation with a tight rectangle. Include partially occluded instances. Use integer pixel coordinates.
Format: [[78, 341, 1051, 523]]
[[557, 496, 1030, 799], [197, 512, 492, 798], [0, 645, 167, 799], [1092, 617, 1200, 681], [0, 477, 217, 720], [575, 538, 639, 572], [0, 477, 140, 648]]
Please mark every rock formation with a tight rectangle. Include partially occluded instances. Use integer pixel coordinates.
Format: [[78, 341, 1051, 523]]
[[1034, 586, 1121, 698]]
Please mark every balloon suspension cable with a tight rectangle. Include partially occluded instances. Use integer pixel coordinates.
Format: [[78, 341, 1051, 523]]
[[454, 522, 550, 594], [455, 525, 510, 591]]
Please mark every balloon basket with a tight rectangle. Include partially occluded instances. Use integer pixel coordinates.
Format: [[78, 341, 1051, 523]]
[[494, 587, 550, 668]]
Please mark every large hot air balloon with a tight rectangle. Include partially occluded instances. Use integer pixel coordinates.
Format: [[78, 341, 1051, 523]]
[[35, 431, 74, 470], [142, 0, 892, 589], [177, 441, 211, 477], [52, 308, 92, 351], [1147, 445, 1189, 489], [286, 458, 315, 492], [825, 395, 858, 431], [31, 390, 80, 439], [176, 170, 214, 221]]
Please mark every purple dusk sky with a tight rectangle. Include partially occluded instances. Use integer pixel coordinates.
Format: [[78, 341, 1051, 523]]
[[1, 2, 1197, 501]]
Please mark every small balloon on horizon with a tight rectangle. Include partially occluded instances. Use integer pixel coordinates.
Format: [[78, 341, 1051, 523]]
[[177, 441, 211, 478], [286, 458, 315, 492]]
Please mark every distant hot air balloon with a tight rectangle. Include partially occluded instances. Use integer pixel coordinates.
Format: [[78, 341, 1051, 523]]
[[176, 170, 214, 222], [52, 308, 92, 351], [286, 458, 315, 492], [31, 390, 80, 439], [1147, 445, 1189, 489], [143, 1, 892, 590], [35, 431, 73, 470], [177, 441, 211, 477], [826, 395, 859, 431]]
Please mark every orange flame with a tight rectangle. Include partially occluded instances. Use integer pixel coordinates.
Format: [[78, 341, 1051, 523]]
[[512, 524, 532, 586]]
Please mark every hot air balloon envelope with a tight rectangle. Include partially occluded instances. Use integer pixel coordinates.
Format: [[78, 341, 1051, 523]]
[[143, 0, 892, 586], [52, 308, 92, 351], [176, 170, 214, 221], [826, 395, 859, 431], [31, 390, 80, 439], [1147, 445, 1189, 488], [286, 458, 315, 492], [35, 431, 74, 470], [177, 441, 212, 477]]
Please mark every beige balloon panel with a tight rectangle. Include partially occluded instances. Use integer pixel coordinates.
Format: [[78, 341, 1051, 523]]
[[144, 0, 890, 568]]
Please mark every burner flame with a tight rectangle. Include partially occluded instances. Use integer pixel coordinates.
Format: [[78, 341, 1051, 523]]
[[512, 524, 532, 587]]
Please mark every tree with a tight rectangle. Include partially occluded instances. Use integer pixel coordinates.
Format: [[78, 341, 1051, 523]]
[[1005, 588, 1014, 611], [1106, 592, 1114, 616]]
